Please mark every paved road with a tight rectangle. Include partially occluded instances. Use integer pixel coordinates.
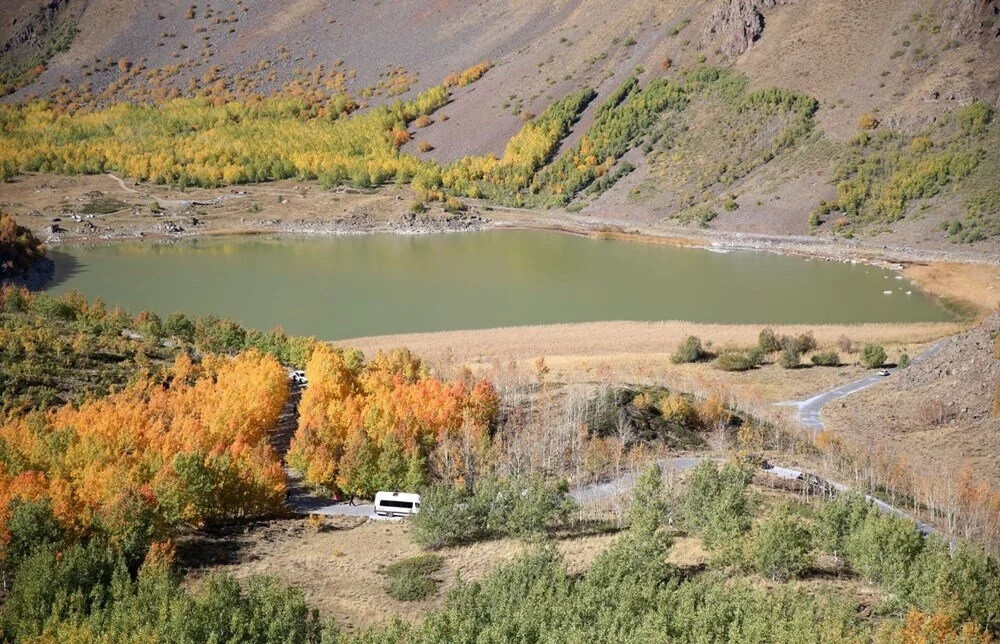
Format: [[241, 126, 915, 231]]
[[782, 340, 946, 432], [285, 468, 377, 517], [570, 457, 702, 505], [283, 366, 944, 536], [284, 457, 705, 518]]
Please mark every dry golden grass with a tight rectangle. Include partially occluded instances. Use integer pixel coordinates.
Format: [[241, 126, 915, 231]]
[[339, 320, 961, 366], [904, 262, 1000, 315], [825, 388, 1000, 486], [187, 518, 618, 632], [666, 536, 709, 568], [587, 228, 706, 246]]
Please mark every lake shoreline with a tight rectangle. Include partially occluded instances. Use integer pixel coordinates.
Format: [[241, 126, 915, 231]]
[[46, 217, 999, 319], [43, 203, 998, 269], [5, 173, 996, 312]]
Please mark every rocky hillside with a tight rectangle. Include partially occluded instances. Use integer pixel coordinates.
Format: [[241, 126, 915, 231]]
[[1, 0, 998, 252], [825, 312, 1000, 486]]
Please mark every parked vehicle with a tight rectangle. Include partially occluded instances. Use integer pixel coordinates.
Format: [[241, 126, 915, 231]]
[[877, 369, 890, 376], [374, 491, 421, 517], [290, 370, 307, 385]]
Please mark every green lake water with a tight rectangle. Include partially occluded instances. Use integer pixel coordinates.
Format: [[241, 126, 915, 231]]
[[45, 231, 952, 340]]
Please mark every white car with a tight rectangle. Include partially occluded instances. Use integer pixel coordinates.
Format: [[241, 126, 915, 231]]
[[877, 369, 890, 376], [290, 370, 307, 385]]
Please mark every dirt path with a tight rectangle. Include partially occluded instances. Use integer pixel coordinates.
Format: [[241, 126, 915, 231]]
[[278, 380, 382, 518], [107, 173, 253, 209]]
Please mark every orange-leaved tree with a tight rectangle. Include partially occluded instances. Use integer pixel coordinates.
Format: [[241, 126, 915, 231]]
[[0, 349, 289, 559], [287, 345, 499, 498]]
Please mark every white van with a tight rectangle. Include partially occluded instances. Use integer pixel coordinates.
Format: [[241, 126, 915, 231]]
[[373, 491, 421, 517]]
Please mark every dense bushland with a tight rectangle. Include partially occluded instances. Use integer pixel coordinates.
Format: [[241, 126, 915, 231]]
[[286, 345, 500, 499], [3, 455, 997, 642], [351, 464, 998, 642], [410, 476, 575, 549], [0, 214, 46, 283], [0, 286, 314, 414], [1, 538, 327, 643], [823, 101, 996, 239], [677, 461, 1000, 632], [0, 85, 448, 187]]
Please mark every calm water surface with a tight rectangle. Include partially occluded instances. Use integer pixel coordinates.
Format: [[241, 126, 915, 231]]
[[46, 231, 952, 339]]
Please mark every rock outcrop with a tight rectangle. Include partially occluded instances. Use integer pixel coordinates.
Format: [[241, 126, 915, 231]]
[[704, 0, 795, 57], [1, 0, 73, 55], [944, 0, 1000, 39]]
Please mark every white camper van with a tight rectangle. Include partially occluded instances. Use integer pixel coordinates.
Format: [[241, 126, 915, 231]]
[[373, 491, 421, 517]]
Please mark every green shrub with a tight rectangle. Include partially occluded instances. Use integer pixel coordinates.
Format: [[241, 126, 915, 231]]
[[778, 347, 801, 369], [860, 343, 887, 368], [0, 499, 65, 580], [749, 504, 814, 581], [844, 513, 924, 589], [165, 311, 196, 343], [758, 327, 780, 353], [383, 554, 443, 601], [1, 541, 119, 641], [957, 100, 992, 136], [715, 352, 755, 371], [411, 476, 575, 549], [810, 351, 840, 366], [627, 463, 667, 535], [409, 484, 478, 549], [671, 335, 707, 364], [815, 493, 877, 563], [777, 332, 815, 355], [29, 294, 76, 321], [672, 203, 717, 227], [746, 346, 766, 366], [682, 461, 753, 557], [943, 187, 1000, 242], [897, 353, 911, 368]]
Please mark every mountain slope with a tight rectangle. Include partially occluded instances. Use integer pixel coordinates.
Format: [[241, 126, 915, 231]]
[[1, 0, 998, 252]]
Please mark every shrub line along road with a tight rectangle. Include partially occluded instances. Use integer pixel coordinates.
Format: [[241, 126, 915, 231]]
[[284, 348, 946, 535], [774, 341, 949, 535]]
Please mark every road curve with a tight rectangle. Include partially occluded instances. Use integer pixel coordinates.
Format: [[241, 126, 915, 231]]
[[283, 360, 945, 536], [782, 340, 946, 432]]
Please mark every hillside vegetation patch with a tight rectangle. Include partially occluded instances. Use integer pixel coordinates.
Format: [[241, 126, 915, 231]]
[[819, 101, 997, 240]]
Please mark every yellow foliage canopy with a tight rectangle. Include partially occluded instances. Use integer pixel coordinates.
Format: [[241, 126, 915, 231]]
[[0, 350, 289, 550], [287, 345, 499, 497]]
